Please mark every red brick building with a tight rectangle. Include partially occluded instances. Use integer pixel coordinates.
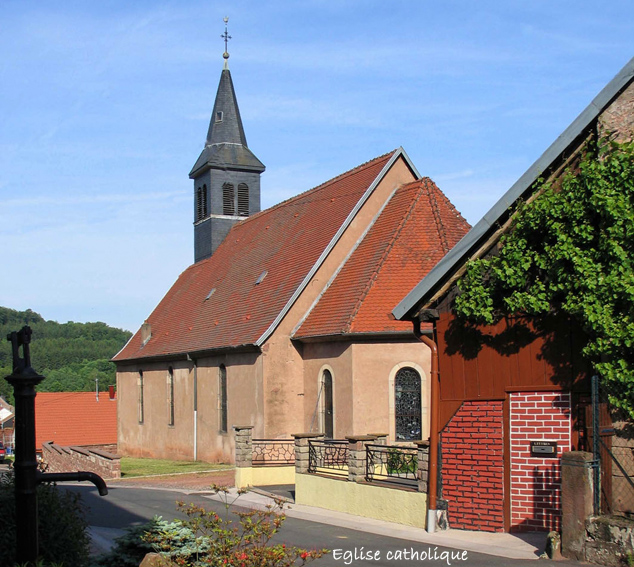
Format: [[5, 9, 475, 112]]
[[394, 56, 634, 532]]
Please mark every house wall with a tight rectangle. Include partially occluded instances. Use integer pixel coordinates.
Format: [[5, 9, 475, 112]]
[[116, 350, 262, 462], [260, 155, 418, 440], [433, 312, 585, 532], [598, 80, 634, 142], [301, 341, 353, 437], [351, 341, 430, 441], [300, 339, 431, 441], [441, 400, 505, 532], [509, 391, 571, 532]]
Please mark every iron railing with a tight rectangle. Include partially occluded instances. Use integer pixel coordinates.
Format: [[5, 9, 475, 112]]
[[308, 440, 348, 478], [365, 444, 418, 489], [252, 439, 295, 467]]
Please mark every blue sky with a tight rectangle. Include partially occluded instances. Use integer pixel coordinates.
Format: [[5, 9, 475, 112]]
[[1, 1, 632, 332]]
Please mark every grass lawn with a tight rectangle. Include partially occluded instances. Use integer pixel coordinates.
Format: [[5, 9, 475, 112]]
[[120, 457, 233, 478]]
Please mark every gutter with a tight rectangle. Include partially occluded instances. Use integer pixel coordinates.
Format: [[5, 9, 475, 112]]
[[187, 353, 198, 461], [415, 320, 440, 533]]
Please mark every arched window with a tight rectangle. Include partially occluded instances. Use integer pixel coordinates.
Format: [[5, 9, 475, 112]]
[[321, 369, 334, 438], [167, 367, 175, 426], [219, 365, 228, 432], [394, 367, 421, 441], [222, 183, 235, 215], [237, 183, 249, 216]]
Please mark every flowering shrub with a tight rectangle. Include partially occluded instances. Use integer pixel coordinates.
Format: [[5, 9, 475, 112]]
[[142, 485, 327, 566]]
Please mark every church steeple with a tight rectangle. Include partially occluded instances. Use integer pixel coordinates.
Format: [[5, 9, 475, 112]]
[[190, 18, 265, 263]]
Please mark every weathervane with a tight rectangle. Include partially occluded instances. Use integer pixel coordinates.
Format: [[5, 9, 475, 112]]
[[222, 16, 231, 66]]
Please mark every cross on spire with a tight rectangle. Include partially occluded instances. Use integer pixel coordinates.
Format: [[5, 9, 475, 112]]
[[222, 17, 231, 64]]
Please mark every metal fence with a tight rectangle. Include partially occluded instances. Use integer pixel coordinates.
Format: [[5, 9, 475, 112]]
[[308, 440, 348, 478], [589, 375, 634, 517], [365, 444, 418, 489], [252, 439, 295, 467]]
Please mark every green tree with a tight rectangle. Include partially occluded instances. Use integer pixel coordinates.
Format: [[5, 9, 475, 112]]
[[454, 139, 634, 416], [0, 307, 131, 404]]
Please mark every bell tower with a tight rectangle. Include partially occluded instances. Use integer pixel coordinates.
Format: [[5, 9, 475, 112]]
[[190, 18, 265, 262]]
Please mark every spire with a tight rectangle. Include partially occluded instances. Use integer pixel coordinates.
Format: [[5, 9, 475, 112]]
[[190, 17, 265, 262], [205, 68, 247, 147], [204, 17, 247, 147], [189, 18, 264, 178]]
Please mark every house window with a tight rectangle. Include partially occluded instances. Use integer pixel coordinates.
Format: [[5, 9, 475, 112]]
[[219, 365, 228, 433], [237, 183, 249, 216], [138, 371, 144, 425], [167, 367, 175, 426], [222, 183, 235, 215], [395, 367, 421, 441], [216, 111, 223, 122]]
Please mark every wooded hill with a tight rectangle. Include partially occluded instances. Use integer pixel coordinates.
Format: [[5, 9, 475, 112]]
[[0, 307, 132, 403]]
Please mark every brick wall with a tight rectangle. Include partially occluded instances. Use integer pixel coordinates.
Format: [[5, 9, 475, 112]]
[[510, 391, 571, 532], [441, 400, 504, 532], [42, 441, 121, 480]]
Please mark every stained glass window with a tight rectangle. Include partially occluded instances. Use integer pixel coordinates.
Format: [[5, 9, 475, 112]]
[[395, 367, 421, 440]]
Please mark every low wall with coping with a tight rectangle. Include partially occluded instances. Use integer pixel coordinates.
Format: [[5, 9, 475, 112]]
[[41, 441, 121, 480], [296, 473, 428, 528], [233, 425, 296, 488], [235, 466, 296, 488]]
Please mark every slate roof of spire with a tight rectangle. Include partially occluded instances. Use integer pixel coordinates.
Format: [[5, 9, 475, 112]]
[[115, 151, 400, 362], [294, 178, 470, 339], [189, 68, 265, 177]]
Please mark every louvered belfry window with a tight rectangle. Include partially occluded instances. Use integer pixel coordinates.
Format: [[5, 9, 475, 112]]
[[196, 186, 208, 221], [237, 183, 249, 216], [395, 367, 421, 441], [222, 183, 235, 215], [201, 185, 208, 218], [196, 187, 203, 220]]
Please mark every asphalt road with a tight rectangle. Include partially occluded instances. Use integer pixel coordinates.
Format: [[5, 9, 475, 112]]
[[63, 485, 582, 567]]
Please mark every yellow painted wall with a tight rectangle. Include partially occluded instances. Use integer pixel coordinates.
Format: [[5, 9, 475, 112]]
[[296, 473, 427, 528], [235, 466, 296, 488]]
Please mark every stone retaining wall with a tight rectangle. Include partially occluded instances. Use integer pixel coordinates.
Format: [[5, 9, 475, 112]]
[[41, 441, 121, 480]]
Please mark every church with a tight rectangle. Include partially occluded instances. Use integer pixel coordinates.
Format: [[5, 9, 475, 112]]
[[113, 43, 469, 462]]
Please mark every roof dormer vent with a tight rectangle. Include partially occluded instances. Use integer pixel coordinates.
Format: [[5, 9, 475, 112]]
[[255, 270, 268, 285]]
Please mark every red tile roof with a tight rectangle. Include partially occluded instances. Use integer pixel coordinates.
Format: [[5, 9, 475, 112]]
[[35, 392, 117, 449], [114, 151, 397, 361], [294, 178, 470, 338]]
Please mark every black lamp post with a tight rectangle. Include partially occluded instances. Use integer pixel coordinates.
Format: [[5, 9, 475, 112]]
[[5, 326, 108, 565]]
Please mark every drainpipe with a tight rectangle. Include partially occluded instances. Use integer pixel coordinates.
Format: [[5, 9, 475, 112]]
[[415, 321, 440, 533], [187, 354, 198, 461]]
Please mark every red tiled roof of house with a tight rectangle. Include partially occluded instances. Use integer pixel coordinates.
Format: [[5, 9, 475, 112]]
[[294, 178, 470, 338], [34, 392, 117, 449], [114, 151, 397, 361]]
